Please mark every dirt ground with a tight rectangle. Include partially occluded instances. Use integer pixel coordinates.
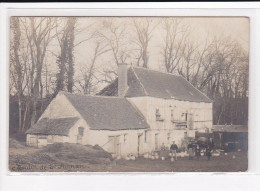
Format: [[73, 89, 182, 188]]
[[9, 139, 247, 172], [111, 151, 248, 172]]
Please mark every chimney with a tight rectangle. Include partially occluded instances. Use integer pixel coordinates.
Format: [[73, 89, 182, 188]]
[[118, 63, 129, 97]]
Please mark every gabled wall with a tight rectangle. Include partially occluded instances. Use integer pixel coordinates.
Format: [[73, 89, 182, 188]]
[[28, 93, 92, 147], [39, 93, 81, 120]]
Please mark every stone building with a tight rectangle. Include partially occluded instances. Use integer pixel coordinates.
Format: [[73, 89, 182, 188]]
[[26, 64, 213, 157]]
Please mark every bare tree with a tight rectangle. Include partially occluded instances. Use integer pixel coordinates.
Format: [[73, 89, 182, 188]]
[[77, 41, 110, 94], [161, 18, 189, 73], [10, 17, 28, 131], [132, 18, 157, 68], [194, 37, 249, 125], [96, 18, 130, 66], [93, 18, 133, 84], [177, 40, 198, 81], [21, 17, 57, 125]]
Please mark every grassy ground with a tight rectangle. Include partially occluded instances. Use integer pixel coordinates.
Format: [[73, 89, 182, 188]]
[[9, 139, 247, 172]]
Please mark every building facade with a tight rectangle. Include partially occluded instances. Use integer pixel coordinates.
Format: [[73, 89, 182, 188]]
[[26, 64, 213, 157]]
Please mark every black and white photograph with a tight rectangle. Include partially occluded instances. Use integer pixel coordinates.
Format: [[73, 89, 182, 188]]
[[8, 16, 249, 172]]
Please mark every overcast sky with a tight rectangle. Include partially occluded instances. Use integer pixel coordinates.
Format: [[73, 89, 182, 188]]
[[73, 17, 249, 72]]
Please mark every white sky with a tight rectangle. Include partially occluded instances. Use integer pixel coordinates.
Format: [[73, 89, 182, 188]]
[[73, 17, 249, 72]]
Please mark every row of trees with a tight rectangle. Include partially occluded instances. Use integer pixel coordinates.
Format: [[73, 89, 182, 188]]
[[10, 17, 249, 133]]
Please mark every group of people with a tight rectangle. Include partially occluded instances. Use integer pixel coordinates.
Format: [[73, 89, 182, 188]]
[[165, 138, 214, 161], [187, 143, 212, 160]]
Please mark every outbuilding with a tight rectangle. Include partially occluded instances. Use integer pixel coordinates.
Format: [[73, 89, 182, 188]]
[[212, 125, 248, 151], [26, 92, 149, 157]]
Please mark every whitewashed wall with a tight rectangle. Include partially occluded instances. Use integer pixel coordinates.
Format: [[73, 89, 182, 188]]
[[26, 134, 65, 147], [64, 119, 89, 144], [39, 93, 81, 120], [87, 129, 147, 157], [127, 96, 213, 148], [128, 96, 212, 131]]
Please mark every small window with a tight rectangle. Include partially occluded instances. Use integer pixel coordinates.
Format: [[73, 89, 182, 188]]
[[144, 130, 148, 143], [156, 108, 164, 121], [185, 113, 188, 121], [171, 109, 174, 120], [78, 127, 84, 136]]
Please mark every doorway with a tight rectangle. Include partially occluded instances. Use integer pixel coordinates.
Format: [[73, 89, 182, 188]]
[[137, 133, 143, 155], [108, 136, 121, 156]]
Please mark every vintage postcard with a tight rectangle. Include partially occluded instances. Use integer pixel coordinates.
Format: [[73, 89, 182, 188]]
[[9, 16, 249, 172]]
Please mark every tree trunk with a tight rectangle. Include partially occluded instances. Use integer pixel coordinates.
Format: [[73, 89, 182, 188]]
[[67, 17, 76, 93]]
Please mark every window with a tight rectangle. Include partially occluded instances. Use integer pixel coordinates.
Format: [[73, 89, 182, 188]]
[[77, 127, 84, 144], [156, 108, 164, 121], [124, 134, 128, 143], [156, 108, 160, 119], [144, 130, 148, 143], [171, 109, 174, 120], [78, 127, 84, 136]]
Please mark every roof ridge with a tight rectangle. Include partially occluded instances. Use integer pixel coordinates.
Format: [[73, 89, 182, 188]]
[[61, 91, 124, 99], [41, 117, 79, 120], [132, 66, 181, 77]]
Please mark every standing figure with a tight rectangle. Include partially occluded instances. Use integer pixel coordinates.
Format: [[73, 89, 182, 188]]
[[208, 137, 214, 150], [195, 145, 201, 160], [187, 142, 194, 160], [206, 145, 212, 161], [161, 143, 166, 150], [170, 141, 178, 161]]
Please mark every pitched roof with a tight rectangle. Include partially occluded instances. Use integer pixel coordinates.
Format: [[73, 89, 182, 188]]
[[64, 93, 149, 130], [212, 125, 248, 133], [98, 79, 118, 96], [26, 117, 79, 135], [99, 67, 213, 103]]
